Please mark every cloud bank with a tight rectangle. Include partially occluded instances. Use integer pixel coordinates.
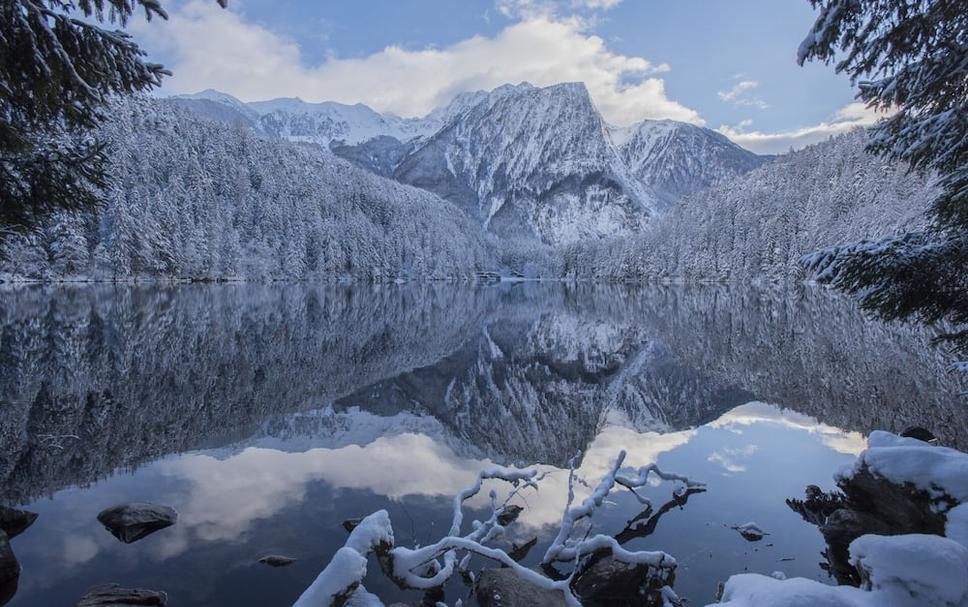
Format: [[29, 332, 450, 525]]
[[718, 103, 889, 154], [136, 1, 701, 126]]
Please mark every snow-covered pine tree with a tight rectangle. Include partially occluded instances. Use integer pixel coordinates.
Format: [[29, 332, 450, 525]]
[[0, 0, 226, 235], [798, 0, 967, 353]]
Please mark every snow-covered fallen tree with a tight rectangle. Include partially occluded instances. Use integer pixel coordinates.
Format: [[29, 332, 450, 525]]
[[710, 431, 968, 607], [293, 450, 704, 606]]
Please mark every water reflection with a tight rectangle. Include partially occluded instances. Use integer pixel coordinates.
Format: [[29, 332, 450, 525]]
[[0, 283, 964, 606]]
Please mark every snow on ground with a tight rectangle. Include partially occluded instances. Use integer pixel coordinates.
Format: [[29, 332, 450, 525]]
[[839, 430, 968, 503], [708, 432, 968, 606]]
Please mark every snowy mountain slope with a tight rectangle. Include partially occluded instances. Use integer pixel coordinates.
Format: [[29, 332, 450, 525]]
[[167, 97, 257, 128], [611, 120, 768, 208], [171, 88, 261, 122], [169, 85, 767, 244], [564, 129, 937, 281], [327, 84, 534, 178], [249, 98, 436, 147], [174, 89, 438, 147], [0, 97, 491, 280], [393, 82, 657, 245]]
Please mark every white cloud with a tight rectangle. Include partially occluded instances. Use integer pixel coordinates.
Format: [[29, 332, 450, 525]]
[[497, 0, 623, 19], [134, 1, 701, 125], [718, 79, 769, 109], [718, 102, 891, 155], [573, 0, 624, 8], [709, 401, 867, 455]]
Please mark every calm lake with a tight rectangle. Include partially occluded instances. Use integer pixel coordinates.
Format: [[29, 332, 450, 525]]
[[1, 283, 965, 606]]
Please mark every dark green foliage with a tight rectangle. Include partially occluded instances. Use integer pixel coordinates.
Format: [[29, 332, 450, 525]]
[[0, 0, 226, 233], [798, 0, 968, 354]]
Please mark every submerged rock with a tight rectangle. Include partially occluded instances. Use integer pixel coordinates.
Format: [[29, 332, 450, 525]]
[[0, 507, 38, 540], [730, 522, 769, 542], [0, 532, 18, 585], [475, 568, 567, 607], [76, 584, 167, 606], [572, 556, 673, 606], [496, 504, 524, 526], [96, 503, 178, 544], [258, 555, 296, 567]]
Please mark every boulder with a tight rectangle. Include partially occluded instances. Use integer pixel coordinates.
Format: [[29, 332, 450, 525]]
[[497, 504, 524, 526], [475, 568, 567, 607], [0, 507, 38, 539], [96, 503, 177, 544], [788, 462, 955, 586], [730, 522, 769, 542], [258, 555, 296, 567], [820, 509, 894, 549], [572, 557, 650, 605], [76, 584, 167, 606], [839, 467, 947, 534]]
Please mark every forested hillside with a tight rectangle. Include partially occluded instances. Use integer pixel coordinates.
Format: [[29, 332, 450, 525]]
[[562, 130, 936, 281], [0, 98, 490, 281], [0, 96, 936, 284]]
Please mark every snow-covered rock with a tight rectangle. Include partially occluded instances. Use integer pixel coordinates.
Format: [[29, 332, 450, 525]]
[[711, 534, 968, 607], [712, 432, 968, 606], [839, 430, 968, 504]]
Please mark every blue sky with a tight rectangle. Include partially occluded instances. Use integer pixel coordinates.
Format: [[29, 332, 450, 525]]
[[134, 0, 881, 153]]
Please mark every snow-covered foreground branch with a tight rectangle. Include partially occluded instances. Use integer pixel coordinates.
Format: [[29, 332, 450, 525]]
[[293, 454, 703, 606], [542, 450, 705, 567]]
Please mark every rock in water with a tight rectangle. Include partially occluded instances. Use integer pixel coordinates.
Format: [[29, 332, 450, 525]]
[[77, 584, 167, 606], [496, 504, 524, 526], [0, 507, 38, 539], [96, 503, 178, 544], [0, 532, 19, 585], [258, 555, 296, 567], [475, 568, 567, 607], [572, 556, 673, 605], [731, 522, 769, 542]]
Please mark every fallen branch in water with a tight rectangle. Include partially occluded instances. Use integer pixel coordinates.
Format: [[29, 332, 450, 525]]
[[293, 452, 703, 606]]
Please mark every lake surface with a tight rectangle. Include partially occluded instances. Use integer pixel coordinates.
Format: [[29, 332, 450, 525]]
[[1, 283, 965, 606]]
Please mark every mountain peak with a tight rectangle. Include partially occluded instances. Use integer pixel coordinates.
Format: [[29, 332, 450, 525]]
[[612, 118, 767, 206]]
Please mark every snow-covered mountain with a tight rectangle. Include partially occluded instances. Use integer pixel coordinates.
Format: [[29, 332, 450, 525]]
[[170, 84, 767, 244], [394, 82, 656, 245], [610, 120, 768, 208], [173, 89, 438, 147], [0, 97, 490, 281], [564, 129, 937, 281]]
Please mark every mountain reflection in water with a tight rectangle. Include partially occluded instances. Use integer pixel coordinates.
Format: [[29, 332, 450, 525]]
[[0, 282, 964, 606]]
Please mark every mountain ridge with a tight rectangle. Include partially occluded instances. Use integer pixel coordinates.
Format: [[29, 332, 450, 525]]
[[169, 83, 767, 235]]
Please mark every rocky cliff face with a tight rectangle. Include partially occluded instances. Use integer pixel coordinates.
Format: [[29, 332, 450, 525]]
[[610, 120, 768, 208], [394, 82, 656, 244]]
